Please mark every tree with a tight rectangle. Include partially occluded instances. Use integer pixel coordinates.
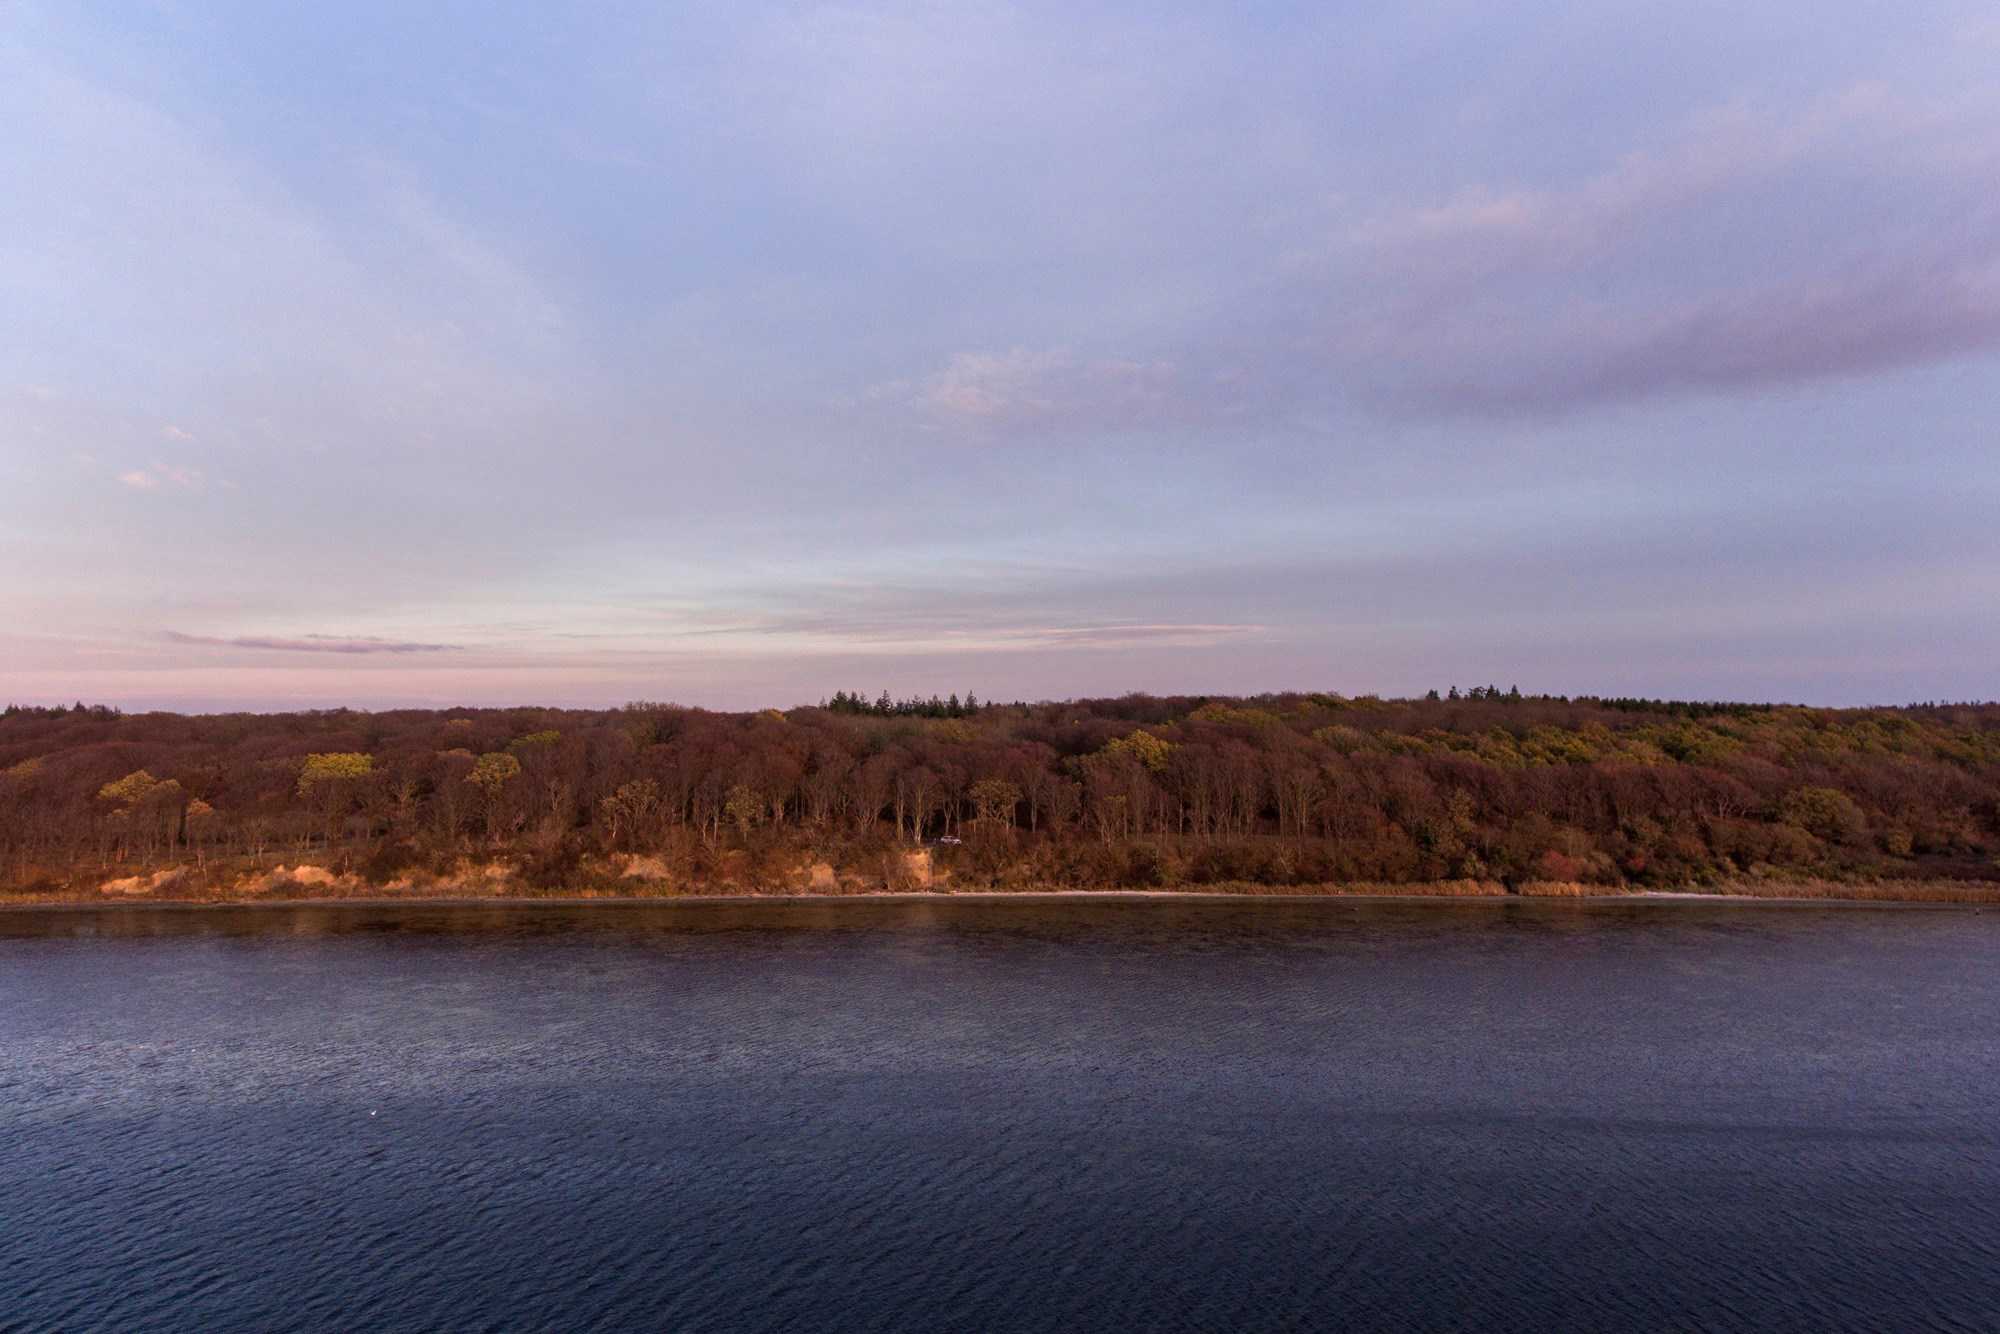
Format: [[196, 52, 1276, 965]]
[[724, 783, 764, 838], [598, 779, 661, 850], [296, 752, 374, 794], [893, 766, 940, 842], [1777, 786, 1867, 845], [468, 751, 521, 796], [99, 769, 167, 807], [96, 770, 184, 861], [468, 752, 522, 840], [1101, 729, 1174, 773], [851, 753, 898, 835], [1272, 760, 1324, 838], [184, 799, 218, 868], [296, 752, 375, 851], [1082, 758, 1137, 842], [969, 777, 1022, 829], [802, 750, 854, 830], [1012, 743, 1060, 832]]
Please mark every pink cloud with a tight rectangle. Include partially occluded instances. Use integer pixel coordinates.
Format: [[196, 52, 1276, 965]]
[[116, 462, 203, 491], [165, 631, 462, 655]]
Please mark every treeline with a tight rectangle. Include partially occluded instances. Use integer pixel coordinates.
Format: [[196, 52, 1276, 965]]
[[824, 690, 981, 718], [2, 691, 1997, 895], [2, 702, 123, 721]]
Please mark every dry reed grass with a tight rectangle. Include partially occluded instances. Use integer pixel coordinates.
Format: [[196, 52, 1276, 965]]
[[1697, 879, 2000, 904], [11, 868, 2000, 906]]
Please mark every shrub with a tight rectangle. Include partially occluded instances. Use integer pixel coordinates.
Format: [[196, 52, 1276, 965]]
[[362, 840, 424, 883], [1778, 786, 1867, 845]]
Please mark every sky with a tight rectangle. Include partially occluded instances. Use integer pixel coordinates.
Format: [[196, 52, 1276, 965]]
[[4, 0, 1999, 711]]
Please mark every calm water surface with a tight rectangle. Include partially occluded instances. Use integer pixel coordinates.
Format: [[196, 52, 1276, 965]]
[[3, 896, 1998, 1332]]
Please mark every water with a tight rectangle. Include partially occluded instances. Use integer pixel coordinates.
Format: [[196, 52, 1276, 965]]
[[3, 896, 1998, 1332]]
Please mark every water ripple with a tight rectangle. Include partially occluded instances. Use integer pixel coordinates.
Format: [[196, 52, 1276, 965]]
[[2, 899, 1998, 1331]]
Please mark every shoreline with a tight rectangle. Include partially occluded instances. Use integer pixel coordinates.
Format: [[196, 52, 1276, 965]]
[[3, 887, 1994, 913]]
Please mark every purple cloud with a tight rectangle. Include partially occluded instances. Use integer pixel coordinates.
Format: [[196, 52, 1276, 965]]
[[866, 85, 2000, 429], [1329, 88, 2000, 415], [165, 632, 462, 655], [1364, 253, 2000, 417]]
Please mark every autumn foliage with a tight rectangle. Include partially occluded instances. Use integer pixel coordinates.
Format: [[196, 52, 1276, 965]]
[[2, 691, 1997, 897]]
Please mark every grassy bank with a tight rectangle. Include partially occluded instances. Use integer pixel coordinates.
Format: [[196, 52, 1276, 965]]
[[11, 872, 2000, 909]]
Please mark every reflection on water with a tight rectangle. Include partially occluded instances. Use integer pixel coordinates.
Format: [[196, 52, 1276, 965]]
[[3, 897, 1998, 1331]]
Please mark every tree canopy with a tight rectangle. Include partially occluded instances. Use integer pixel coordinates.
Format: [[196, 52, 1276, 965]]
[[3, 689, 1996, 896]]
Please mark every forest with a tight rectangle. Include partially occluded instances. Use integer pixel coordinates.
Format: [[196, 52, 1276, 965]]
[[3, 690, 1998, 900]]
